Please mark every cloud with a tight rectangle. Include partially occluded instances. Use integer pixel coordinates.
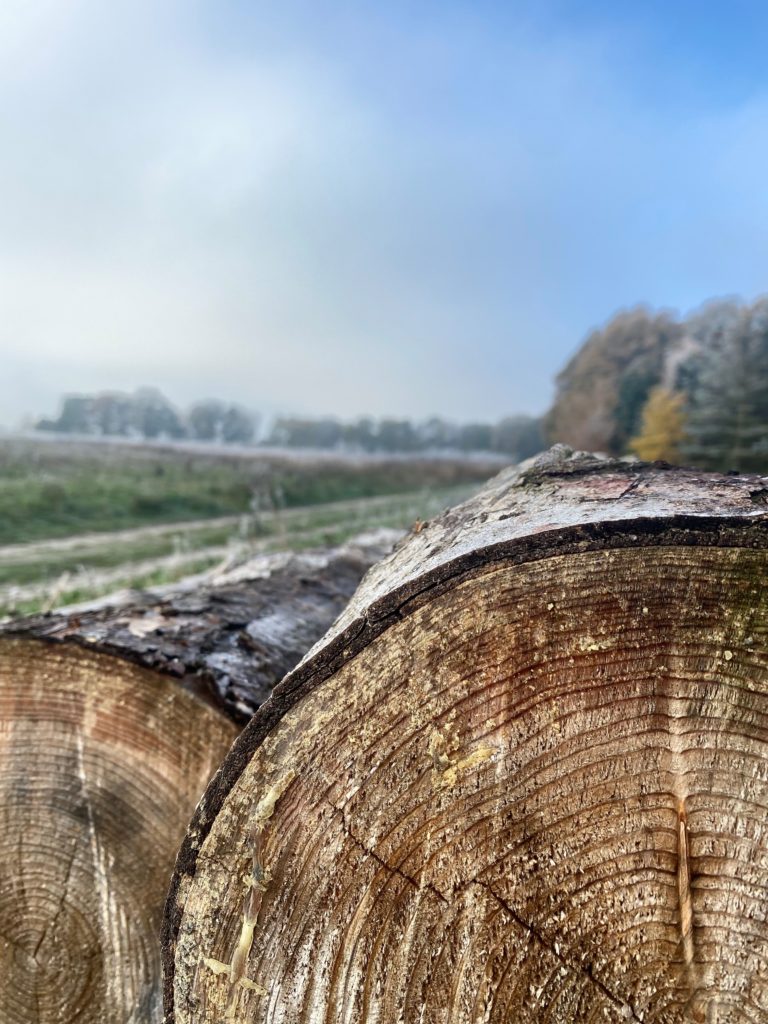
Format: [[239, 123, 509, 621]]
[[2, 1, 768, 428]]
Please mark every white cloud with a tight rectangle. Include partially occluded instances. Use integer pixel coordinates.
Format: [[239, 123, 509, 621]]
[[2, 1, 768, 428]]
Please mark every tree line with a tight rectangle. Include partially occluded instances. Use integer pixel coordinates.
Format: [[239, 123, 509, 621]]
[[35, 389, 544, 460], [34, 294, 768, 471], [36, 389, 258, 445], [546, 297, 768, 472], [266, 414, 543, 458]]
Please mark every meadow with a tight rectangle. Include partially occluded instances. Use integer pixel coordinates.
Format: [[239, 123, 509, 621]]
[[0, 436, 501, 617]]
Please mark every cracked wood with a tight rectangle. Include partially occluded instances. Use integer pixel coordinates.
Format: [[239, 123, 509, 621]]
[[164, 448, 768, 1024], [0, 536, 392, 1023], [0, 638, 238, 1024]]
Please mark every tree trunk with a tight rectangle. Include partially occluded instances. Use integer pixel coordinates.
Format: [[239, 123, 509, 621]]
[[0, 534, 393, 1024], [164, 448, 768, 1024]]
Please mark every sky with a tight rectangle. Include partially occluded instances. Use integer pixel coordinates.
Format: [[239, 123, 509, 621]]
[[3, 0, 768, 428]]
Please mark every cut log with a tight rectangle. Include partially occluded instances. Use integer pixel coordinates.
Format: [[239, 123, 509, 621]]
[[164, 448, 768, 1024], [7, 531, 400, 722], [0, 533, 394, 1024]]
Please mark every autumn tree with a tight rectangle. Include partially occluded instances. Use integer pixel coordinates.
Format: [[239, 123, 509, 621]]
[[629, 386, 686, 462], [545, 308, 682, 454], [188, 399, 226, 441]]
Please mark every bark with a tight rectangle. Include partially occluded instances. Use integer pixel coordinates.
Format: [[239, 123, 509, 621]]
[[4, 531, 398, 722], [0, 532, 396, 1024], [164, 447, 768, 1024]]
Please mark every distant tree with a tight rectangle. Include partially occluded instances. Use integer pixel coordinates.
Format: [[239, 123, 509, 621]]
[[264, 414, 544, 455], [546, 308, 682, 454], [629, 388, 686, 463], [312, 418, 343, 449], [221, 406, 256, 444], [55, 395, 96, 434], [35, 390, 260, 445], [342, 417, 377, 451], [613, 366, 660, 448], [377, 419, 417, 452], [188, 400, 226, 441], [92, 392, 135, 436], [417, 417, 455, 451], [266, 418, 290, 447], [267, 417, 342, 449], [683, 299, 768, 472], [132, 388, 186, 440], [458, 423, 493, 452], [37, 393, 135, 436], [673, 299, 742, 399], [492, 416, 544, 459]]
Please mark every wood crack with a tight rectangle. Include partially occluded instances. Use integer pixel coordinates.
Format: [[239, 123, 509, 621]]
[[326, 794, 643, 1023], [32, 840, 80, 963], [677, 803, 694, 969], [475, 881, 645, 1023], [330, 798, 449, 906]]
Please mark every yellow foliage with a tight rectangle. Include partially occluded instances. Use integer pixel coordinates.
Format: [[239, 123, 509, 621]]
[[629, 387, 687, 463]]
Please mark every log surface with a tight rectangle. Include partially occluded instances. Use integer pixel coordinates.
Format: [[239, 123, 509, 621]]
[[0, 638, 237, 1024], [3, 531, 398, 722], [164, 449, 768, 1024], [301, 447, 768, 660], [0, 533, 397, 1023]]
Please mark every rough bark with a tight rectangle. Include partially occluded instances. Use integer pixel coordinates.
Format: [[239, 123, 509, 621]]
[[4, 531, 398, 722], [0, 532, 396, 1024], [164, 447, 768, 1024]]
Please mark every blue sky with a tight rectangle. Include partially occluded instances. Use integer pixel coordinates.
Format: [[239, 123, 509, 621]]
[[2, 0, 768, 427]]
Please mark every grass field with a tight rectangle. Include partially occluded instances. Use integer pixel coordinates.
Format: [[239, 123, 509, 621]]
[[0, 436, 499, 544], [0, 436, 502, 617]]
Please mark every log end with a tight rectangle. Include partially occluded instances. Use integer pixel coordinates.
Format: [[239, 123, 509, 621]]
[[163, 455, 768, 1024], [0, 637, 237, 1024]]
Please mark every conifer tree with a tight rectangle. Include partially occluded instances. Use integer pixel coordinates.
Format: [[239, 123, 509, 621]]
[[683, 300, 768, 472]]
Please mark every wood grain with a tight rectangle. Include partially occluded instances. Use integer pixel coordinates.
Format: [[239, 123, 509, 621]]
[[165, 449, 768, 1024], [5, 536, 394, 722], [0, 534, 395, 1023], [0, 638, 238, 1023]]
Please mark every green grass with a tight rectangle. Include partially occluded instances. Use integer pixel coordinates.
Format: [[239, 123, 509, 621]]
[[0, 437, 497, 545], [0, 522, 237, 586], [0, 460, 251, 544], [3, 555, 224, 619], [0, 440, 489, 619]]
